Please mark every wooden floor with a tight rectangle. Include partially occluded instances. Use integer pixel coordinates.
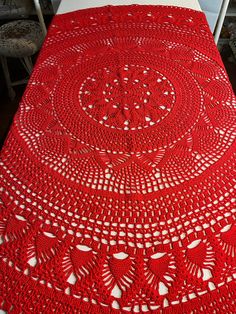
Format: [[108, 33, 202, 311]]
[[0, 48, 236, 149]]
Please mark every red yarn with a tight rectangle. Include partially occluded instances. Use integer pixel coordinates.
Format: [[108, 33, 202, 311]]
[[1, 5, 236, 313]]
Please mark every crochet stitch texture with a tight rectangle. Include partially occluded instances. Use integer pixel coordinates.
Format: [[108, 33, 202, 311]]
[[0, 5, 236, 313]]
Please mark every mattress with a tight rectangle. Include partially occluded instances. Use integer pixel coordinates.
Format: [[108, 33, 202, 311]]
[[57, 0, 202, 14], [0, 1, 236, 313]]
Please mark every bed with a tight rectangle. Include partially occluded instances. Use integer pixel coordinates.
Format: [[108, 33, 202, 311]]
[[0, 0, 236, 313]]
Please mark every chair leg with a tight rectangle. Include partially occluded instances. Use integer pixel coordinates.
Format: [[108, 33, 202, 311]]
[[0, 56, 16, 100], [21, 56, 33, 75]]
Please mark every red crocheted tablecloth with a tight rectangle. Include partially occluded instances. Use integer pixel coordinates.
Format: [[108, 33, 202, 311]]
[[0, 5, 236, 313]]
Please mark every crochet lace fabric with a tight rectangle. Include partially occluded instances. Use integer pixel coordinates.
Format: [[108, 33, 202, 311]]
[[0, 5, 236, 313]]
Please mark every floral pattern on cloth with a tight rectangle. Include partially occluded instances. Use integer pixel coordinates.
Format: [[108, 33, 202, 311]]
[[0, 5, 236, 314]]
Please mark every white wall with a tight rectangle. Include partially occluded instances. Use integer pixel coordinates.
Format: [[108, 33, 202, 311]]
[[198, 0, 224, 32]]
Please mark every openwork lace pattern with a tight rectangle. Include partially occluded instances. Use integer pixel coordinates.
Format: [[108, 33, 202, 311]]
[[0, 5, 236, 313]]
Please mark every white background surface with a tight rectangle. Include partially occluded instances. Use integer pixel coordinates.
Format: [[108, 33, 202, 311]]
[[57, 0, 201, 14], [198, 0, 223, 32]]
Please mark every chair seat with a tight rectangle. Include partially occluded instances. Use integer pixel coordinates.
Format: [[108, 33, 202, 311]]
[[0, 20, 43, 57]]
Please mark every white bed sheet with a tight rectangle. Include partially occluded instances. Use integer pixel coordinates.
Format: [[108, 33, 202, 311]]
[[57, 0, 201, 14]]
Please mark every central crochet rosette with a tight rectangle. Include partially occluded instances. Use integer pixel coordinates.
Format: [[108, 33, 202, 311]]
[[80, 65, 175, 130], [52, 52, 202, 153]]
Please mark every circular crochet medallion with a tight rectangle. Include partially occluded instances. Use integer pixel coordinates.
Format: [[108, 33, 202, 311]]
[[1, 5, 236, 314], [80, 64, 175, 130], [53, 52, 202, 153]]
